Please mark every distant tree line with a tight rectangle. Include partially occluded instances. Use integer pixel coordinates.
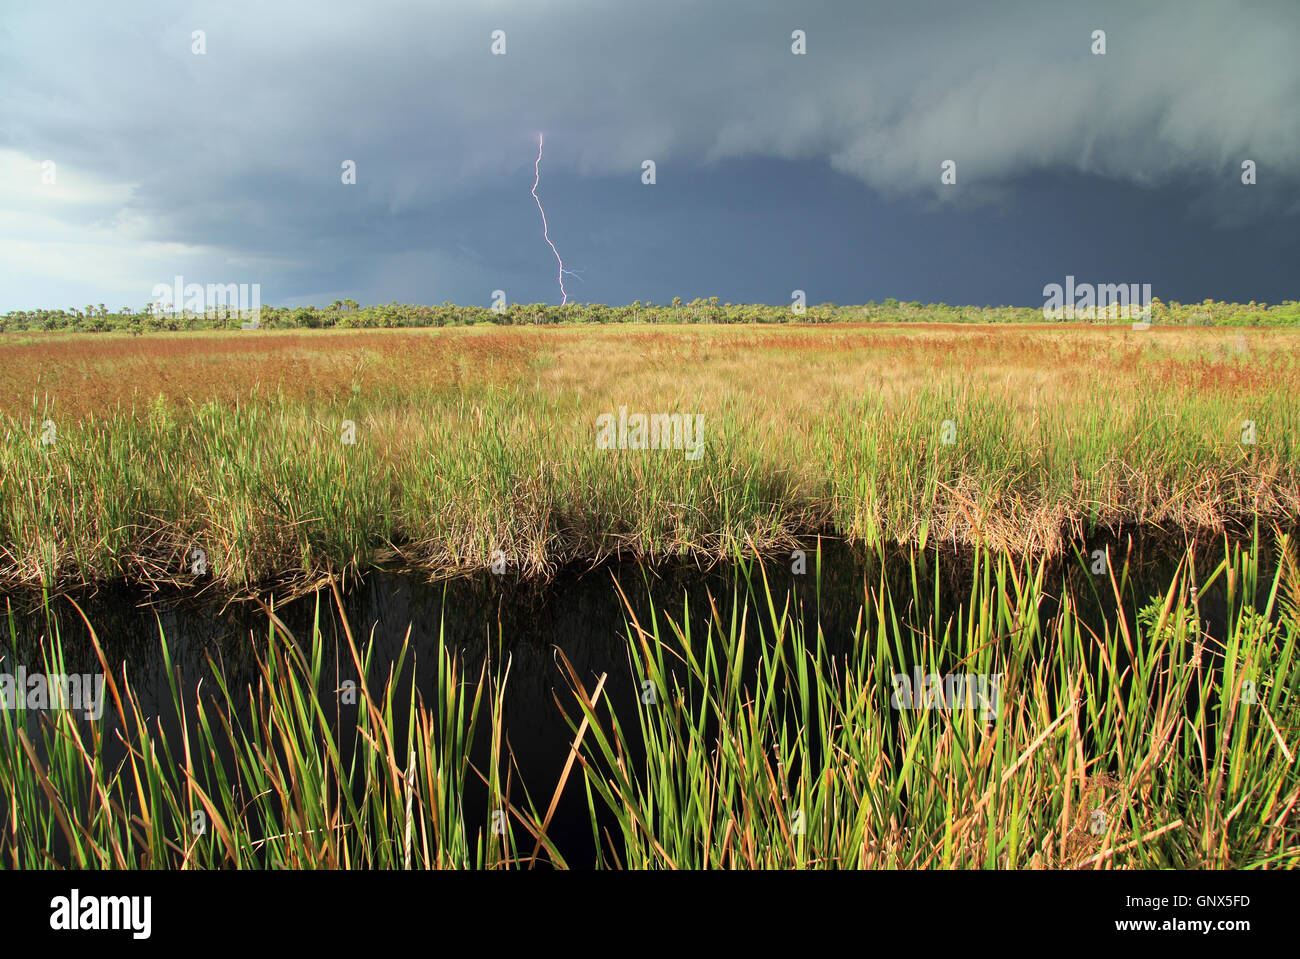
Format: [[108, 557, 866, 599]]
[[2, 296, 1298, 333]]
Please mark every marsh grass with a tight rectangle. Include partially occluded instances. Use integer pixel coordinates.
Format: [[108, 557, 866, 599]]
[[0, 582, 556, 869], [1, 325, 1296, 591], [561, 531, 1300, 867], [2, 533, 1297, 869]]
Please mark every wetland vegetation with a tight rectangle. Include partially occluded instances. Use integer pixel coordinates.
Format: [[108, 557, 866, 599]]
[[1, 316, 1297, 870]]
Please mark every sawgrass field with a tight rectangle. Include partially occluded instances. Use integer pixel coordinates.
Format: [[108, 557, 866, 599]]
[[0, 321, 1297, 591], [2, 318, 1299, 869]]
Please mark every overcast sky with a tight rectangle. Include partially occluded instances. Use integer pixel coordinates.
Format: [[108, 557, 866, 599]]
[[2, 0, 1297, 311]]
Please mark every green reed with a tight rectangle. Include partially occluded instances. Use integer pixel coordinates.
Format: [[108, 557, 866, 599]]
[[1, 533, 1297, 869], [558, 530, 1299, 867]]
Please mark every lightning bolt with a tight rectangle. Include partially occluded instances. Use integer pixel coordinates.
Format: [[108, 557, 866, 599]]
[[531, 133, 571, 305]]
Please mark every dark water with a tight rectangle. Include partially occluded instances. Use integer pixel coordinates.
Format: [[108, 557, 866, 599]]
[[0, 530, 1287, 866]]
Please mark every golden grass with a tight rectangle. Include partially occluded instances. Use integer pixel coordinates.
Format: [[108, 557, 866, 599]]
[[1, 323, 1297, 589]]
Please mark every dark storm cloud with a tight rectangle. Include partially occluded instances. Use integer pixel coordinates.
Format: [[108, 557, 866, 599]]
[[1, 0, 1296, 308]]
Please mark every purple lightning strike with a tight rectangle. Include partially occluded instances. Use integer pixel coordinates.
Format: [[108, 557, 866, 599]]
[[531, 133, 571, 305]]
